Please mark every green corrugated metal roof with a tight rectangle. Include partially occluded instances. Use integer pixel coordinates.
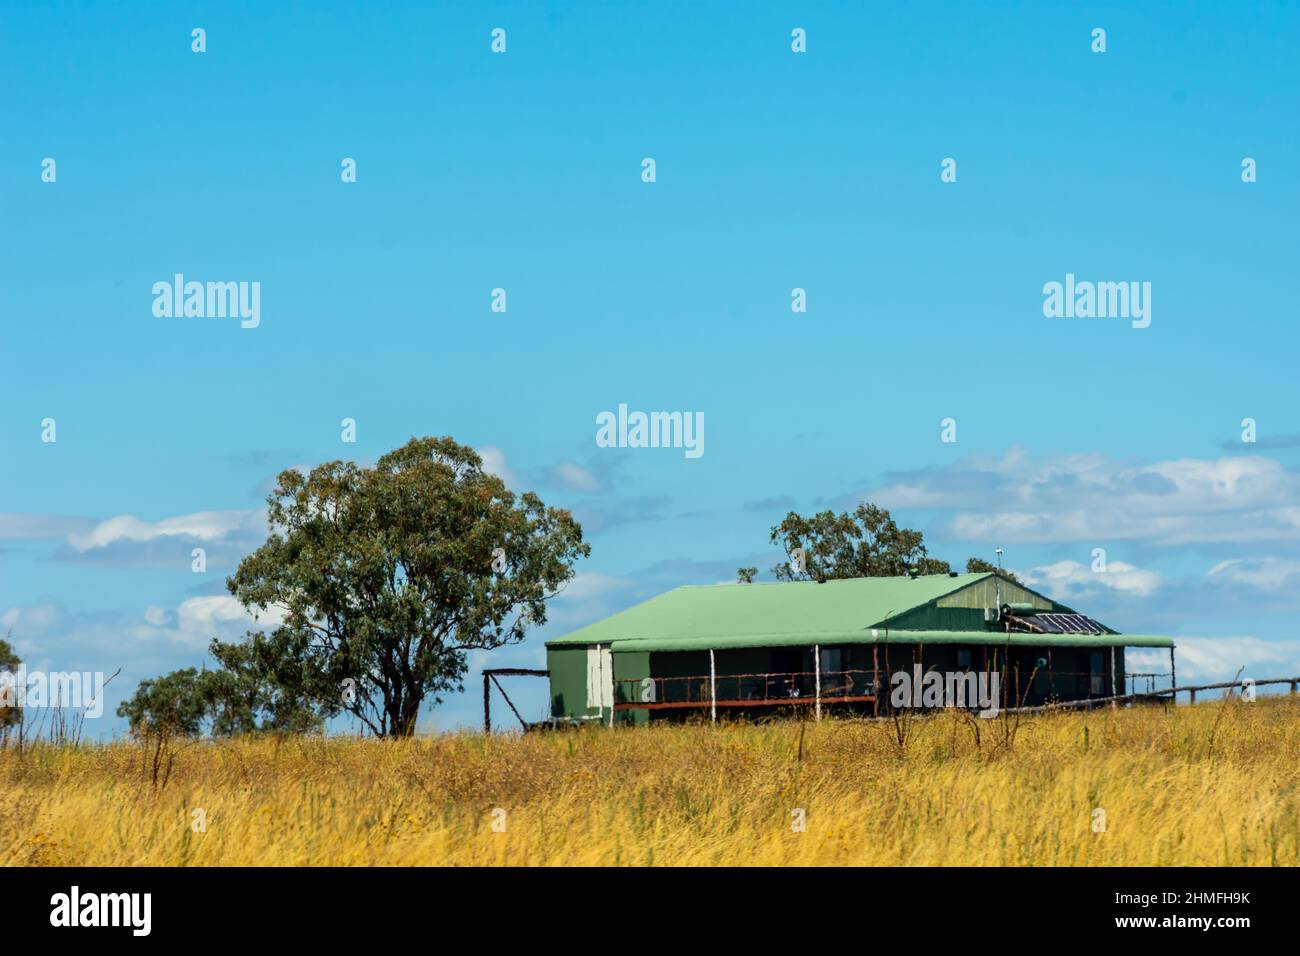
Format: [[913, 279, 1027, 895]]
[[545, 573, 1174, 651], [547, 573, 991, 647]]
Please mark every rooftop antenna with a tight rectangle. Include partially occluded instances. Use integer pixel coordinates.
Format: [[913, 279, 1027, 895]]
[[994, 548, 1004, 613]]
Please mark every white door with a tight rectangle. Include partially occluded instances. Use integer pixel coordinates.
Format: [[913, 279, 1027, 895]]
[[585, 644, 614, 713]]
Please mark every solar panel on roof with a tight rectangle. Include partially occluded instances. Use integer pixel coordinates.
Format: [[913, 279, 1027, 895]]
[[1031, 613, 1106, 634]]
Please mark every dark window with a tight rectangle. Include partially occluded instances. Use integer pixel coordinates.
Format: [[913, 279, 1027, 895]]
[[770, 649, 805, 698]]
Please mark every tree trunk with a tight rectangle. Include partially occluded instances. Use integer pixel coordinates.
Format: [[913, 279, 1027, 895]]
[[384, 687, 422, 737]]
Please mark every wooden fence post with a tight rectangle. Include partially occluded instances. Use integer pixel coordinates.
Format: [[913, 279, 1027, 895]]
[[609, 650, 616, 728], [872, 642, 880, 716], [709, 648, 716, 724], [814, 644, 821, 721], [1109, 647, 1117, 709]]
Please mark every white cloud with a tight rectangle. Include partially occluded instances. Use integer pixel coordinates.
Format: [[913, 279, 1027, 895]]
[[1206, 557, 1300, 591], [0, 602, 68, 636], [133, 595, 287, 649], [553, 572, 635, 602], [546, 460, 604, 493], [68, 509, 264, 553], [476, 445, 519, 486], [1020, 559, 1161, 600], [1129, 636, 1300, 684], [869, 448, 1300, 545], [467, 643, 546, 675], [0, 513, 96, 541]]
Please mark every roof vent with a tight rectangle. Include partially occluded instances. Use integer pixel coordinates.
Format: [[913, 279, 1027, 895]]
[[907, 567, 920, 579], [948, 571, 958, 577]]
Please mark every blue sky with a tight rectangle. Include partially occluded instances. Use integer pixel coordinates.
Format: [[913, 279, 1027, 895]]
[[3, 1, 1299, 734]]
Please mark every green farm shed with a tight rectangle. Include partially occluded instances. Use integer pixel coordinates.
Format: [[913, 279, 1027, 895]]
[[543, 572, 1175, 725]]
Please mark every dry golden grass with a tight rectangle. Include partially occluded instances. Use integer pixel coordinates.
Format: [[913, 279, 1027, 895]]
[[3, 695, 1299, 866]]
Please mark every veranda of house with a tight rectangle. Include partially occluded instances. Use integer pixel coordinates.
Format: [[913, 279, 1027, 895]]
[[544, 572, 1174, 725]]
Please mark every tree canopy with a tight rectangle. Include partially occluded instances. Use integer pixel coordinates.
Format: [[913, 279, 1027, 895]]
[[738, 503, 1020, 585], [0, 634, 20, 735], [120, 436, 589, 738]]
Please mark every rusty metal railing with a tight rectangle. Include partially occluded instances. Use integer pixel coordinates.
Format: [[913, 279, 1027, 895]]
[[614, 669, 879, 710]]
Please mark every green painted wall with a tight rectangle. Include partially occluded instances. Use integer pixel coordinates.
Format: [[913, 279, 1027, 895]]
[[545, 645, 656, 724], [612, 650, 650, 725], [885, 605, 988, 631], [546, 646, 590, 719], [936, 577, 1060, 611]]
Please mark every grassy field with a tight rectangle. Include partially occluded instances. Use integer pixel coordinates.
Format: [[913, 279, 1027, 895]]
[[3, 695, 1299, 866]]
